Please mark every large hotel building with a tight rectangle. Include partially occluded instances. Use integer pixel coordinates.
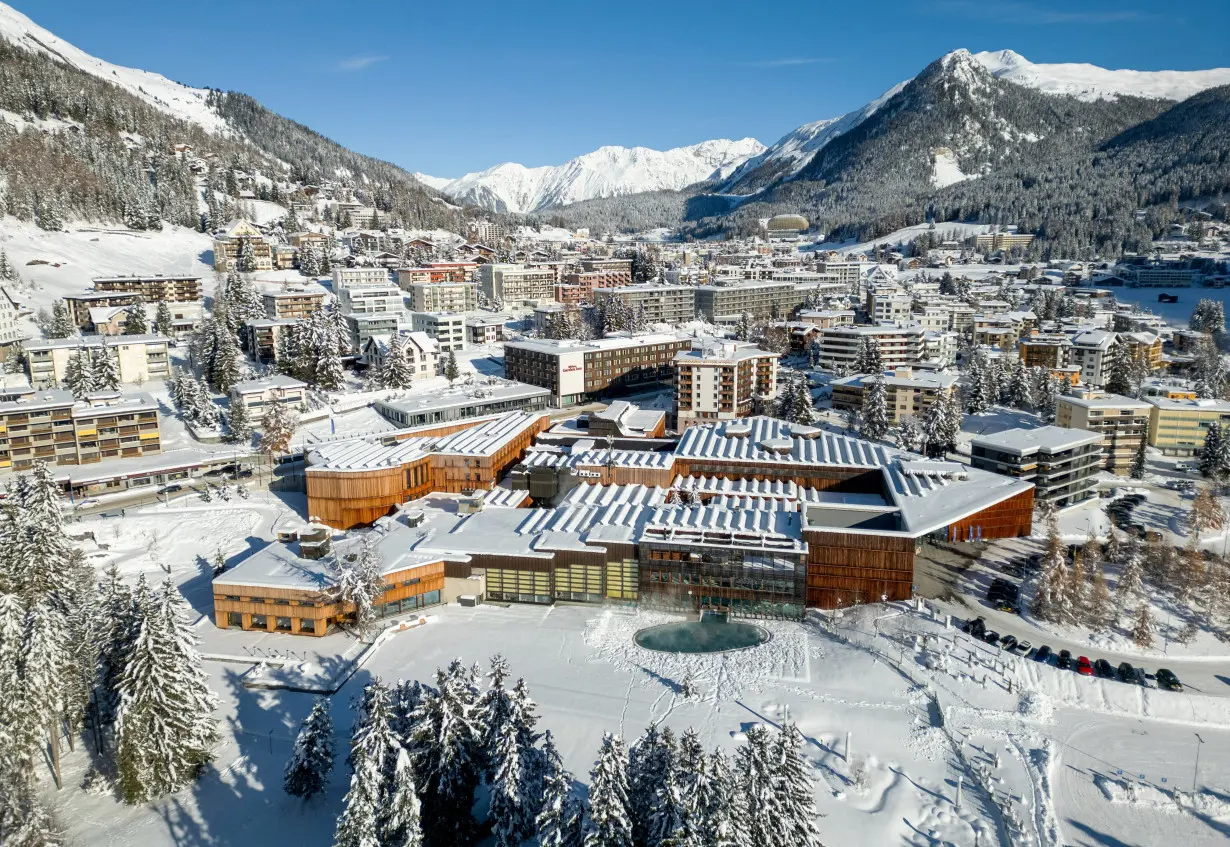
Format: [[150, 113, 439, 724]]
[[504, 334, 692, 405]]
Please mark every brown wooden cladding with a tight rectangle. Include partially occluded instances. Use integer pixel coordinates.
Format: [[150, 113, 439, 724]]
[[946, 488, 1034, 540], [803, 529, 915, 609], [575, 464, 675, 488], [307, 415, 549, 529], [674, 459, 883, 493]]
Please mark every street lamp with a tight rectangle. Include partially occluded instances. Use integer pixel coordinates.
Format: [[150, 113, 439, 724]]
[[1192, 733, 1204, 793]]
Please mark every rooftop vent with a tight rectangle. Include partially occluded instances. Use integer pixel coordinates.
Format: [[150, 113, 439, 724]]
[[759, 438, 794, 454], [725, 423, 752, 438]]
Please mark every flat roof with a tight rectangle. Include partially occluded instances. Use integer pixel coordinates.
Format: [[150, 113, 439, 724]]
[[375, 381, 550, 417], [1057, 392, 1149, 410], [26, 334, 169, 351], [972, 425, 1102, 454]]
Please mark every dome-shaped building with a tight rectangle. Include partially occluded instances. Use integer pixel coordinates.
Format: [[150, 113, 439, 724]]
[[765, 214, 809, 240]]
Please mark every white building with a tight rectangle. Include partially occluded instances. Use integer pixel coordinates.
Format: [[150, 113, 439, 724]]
[[1069, 329, 1118, 388], [26, 335, 171, 388], [361, 330, 440, 378], [674, 342, 779, 429], [332, 267, 391, 290], [410, 311, 467, 353], [337, 283, 404, 316], [478, 264, 556, 304], [229, 375, 308, 415]]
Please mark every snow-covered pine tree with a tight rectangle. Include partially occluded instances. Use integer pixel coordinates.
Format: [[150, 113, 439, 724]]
[[1035, 369, 1059, 423], [775, 720, 821, 847], [113, 578, 218, 803], [124, 301, 149, 335], [854, 336, 883, 375], [381, 747, 424, 847], [489, 677, 544, 847], [537, 730, 584, 847], [701, 748, 738, 846], [733, 724, 786, 847], [92, 345, 121, 392], [628, 725, 676, 845], [225, 398, 253, 445], [1199, 423, 1230, 481], [1116, 538, 1145, 603], [63, 348, 96, 399], [1130, 603, 1154, 647], [335, 754, 384, 847], [298, 247, 321, 279], [921, 390, 961, 459], [895, 416, 923, 453], [1190, 485, 1225, 535], [0, 764, 62, 847], [477, 654, 512, 776], [153, 301, 175, 337], [1103, 341, 1134, 396], [1032, 514, 1069, 624], [48, 301, 75, 339], [238, 238, 257, 273], [1193, 338, 1226, 399], [284, 698, 334, 800], [860, 377, 889, 442], [331, 535, 386, 638], [584, 733, 634, 847], [259, 400, 298, 455], [207, 314, 243, 393], [963, 350, 991, 414], [379, 335, 417, 390], [410, 659, 485, 844], [1006, 358, 1033, 410]]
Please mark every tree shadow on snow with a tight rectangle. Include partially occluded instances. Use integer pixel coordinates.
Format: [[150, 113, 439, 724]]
[[1064, 819, 1139, 846]]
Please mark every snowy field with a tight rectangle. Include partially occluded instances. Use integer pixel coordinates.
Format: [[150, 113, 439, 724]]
[[38, 489, 1230, 847]]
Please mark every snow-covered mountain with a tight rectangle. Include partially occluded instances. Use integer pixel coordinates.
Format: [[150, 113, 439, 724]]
[[0, 2, 228, 133], [972, 49, 1230, 103], [423, 138, 766, 214]]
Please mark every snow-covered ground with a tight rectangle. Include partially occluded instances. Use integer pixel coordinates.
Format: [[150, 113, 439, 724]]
[[812, 221, 993, 256]]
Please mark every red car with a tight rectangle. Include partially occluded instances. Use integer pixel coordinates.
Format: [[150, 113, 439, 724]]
[[1077, 656, 1094, 676]]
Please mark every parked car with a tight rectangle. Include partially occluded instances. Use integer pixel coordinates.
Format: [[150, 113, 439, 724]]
[[1000, 634, 1018, 651], [1056, 649, 1073, 670], [1034, 645, 1053, 663], [1117, 662, 1136, 683], [1175, 463, 1198, 473], [1155, 669, 1183, 691], [74, 498, 101, 510], [961, 617, 987, 638], [980, 630, 1000, 645], [1013, 640, 1032, 655], [1093, 659, 1115, 679], [1077, 656, 1094, 676], [1134, 667, 1153, 688]]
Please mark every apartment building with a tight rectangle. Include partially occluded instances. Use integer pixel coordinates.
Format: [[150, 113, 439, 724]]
[[212, 220, 275, 272], [345, 312, 405, 355], [971, 425, 1102, 507], [262, 283, 328, 320], [818, 261, 864, 287], [361, 331, 439, 378], [466, 316, 506, 346], [1055, 388, 1150, 473], [593, 284, 697, 326], [797, 310, 856, 329], [331, 266, 390, 289], [63, 291, 141, 329], [337, 283, 403, 315], [1018, 333, 1072, 370], [0, 286, 23, 359], [396, 263, 478, 287], [1122, 331, 1163, 371], [1145, 396, 1230, 456], [0, 390, 161, 471], [92, 275, 202, 303], [26, 336, 171, 388], [242, 318, 299, 362], [288, 231, 330, 254], [673, 342, 779, 429], [405, 281, 479, 313], [478, 264, 556, 304], [813, 325, 929, 371], [694, 281, 802, 322], [1069, 329, 1117, 387], [831, 369, 959, 425], [975, 231, 1036, 253], [869, 293, 913, 323], [410, 311, 467, 353], [229, 375, 308, 415], [505, 334, 691, 405]]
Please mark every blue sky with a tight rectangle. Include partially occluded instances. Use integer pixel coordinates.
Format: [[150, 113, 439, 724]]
[[13, 0, 1230, 177]]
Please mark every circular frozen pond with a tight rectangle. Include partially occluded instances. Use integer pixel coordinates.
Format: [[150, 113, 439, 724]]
[[634, 618, 770, 654]]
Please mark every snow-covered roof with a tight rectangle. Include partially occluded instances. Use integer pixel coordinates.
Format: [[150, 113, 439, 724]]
[[971, 425, 1102, 455]]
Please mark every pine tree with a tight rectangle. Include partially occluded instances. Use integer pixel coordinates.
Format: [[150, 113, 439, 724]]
[[489, 678, 543, 847], [629, 725, 676, 846], [537, 730, 584, 847], [284, 699, 334, 800], [63, 348, 96, 398], [585, 733, 633, 847], [225, 398, 253, 445], [113, 579, 218, 804], [854, 336, 883, 375], [734, 724, 786, 847], [775, 721, 821, 847], [1190, 486, 1225, 534], [1104, 341, 1134, 396], [1036, 370, 1060, 423], [963, 350, 991, 414], [1006, 358, 1033, 410], [1199, 423, 1230, 481], [331, 535, 387, 638], [238, 238, 257, 273], [0, 766, 62, 847], [1130, 603, 1154, 647], [379, 335, 417, 389], [48, 301, 75, 339], [1088, 559, 1114, 633], [1193, 338, 1226, 399], [382, 748, 424, 847], [895, 416, 923, 453], [477, 654, 513, 775], [411, 660, 485, 845], [1116, 538, 1145, 604], [1129, 437, 1147, 480], [921, 390, 960, 459], [1032, 514, 1070, 624], [92, 345, 121, 391], [335, 755, 384, 847], [124, 300, 149, 335], [259, 401, 298, 455], [444, 351, 460, 387], [860, 377, 889, 442], [153, 301, 175, 337]]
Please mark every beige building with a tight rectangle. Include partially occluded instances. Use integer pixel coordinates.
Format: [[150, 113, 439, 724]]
[[229, 375, 308, 415], [1145, 396, 1230, 456], [26, 335, 171, 388], [405, 281, 479, 313], [262, 282, 328, 320], [673, 342, 779, 429], [1056, 388, 1150, 473], [814, 325, 930, 371], [92, 274, 201, 303], [594, 284, 697, 325], [831, 369, 959, 425], [0, 389, 161, 472], [212, 219, 275, 272], [694, 281, 802, 322], [478, 264, 556, 304]]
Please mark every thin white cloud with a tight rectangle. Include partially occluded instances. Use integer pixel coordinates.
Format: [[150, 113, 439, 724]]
[[937, 0, 1150, 24], [739, 57, 833, 68], [336, 55, 388, 72]]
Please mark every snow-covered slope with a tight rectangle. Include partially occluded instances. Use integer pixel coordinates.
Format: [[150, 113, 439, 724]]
[[429, 138, 765, 213], [719, 80, 909, 194], [411, 172, 454, 192], [973, 49, 1230, 103], [0, 2, 227, 133]]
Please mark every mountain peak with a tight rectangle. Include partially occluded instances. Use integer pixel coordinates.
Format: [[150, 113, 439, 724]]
[[972, 48, 1230, 102]]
